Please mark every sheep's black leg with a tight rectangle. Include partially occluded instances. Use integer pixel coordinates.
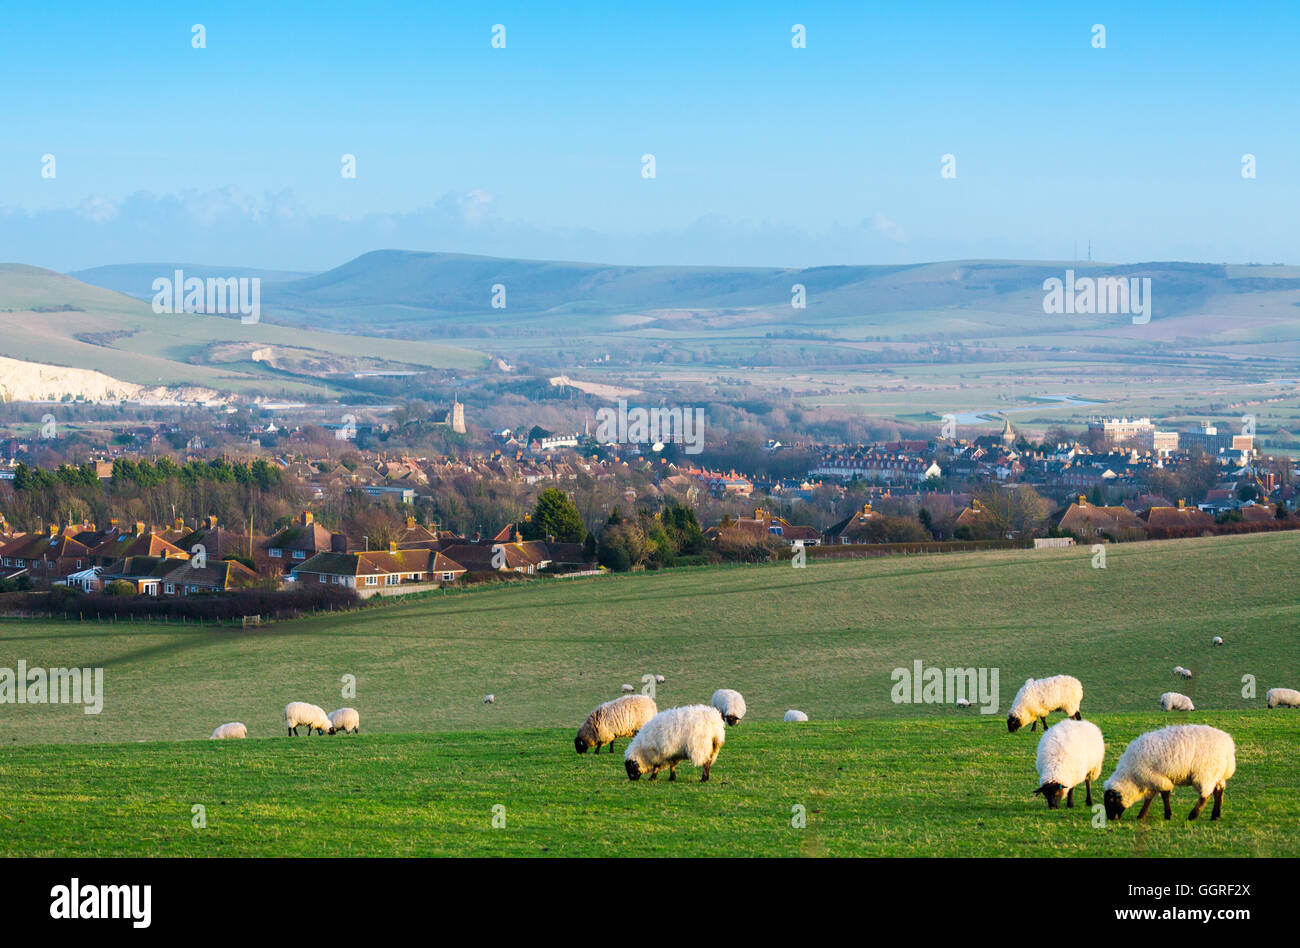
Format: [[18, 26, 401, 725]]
[[1085, 778, 1092, 807], [1066, 787, 1075, 808], [1071, 711, 1081, 720], [1211, 787, 1223, 820], [1188, 795, 1208, 820], [609, 741, 616, 754], [287, 727, 293, 736], [1162, 791, 1172, 820], [701, 760, 711, 782], [1137, 794, 1154, 819], [668, 765, 676, 781]]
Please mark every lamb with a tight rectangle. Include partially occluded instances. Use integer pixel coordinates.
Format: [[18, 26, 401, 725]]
[[284, 701, 333, 736], [1033, 719, 1104, 810], [483, 694, 495, 704], [328, 707, 360, 734], [784, 709, 809, 722], [1006, 675, 1083, 733], [1173, 666, 1193, 679], [1266, 687, 1300, 709], [1103, 724, 1236, 821], [575, 694, 657, 754], [624, 705, 725, 783], [710, 688, 747, 726], [1160, 692, 1195, 712], [1211, 636, 1224, 646], [210, 722, 247, 740]]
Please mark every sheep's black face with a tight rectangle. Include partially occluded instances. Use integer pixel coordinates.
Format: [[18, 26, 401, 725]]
[[1007, 714, 1022, 733], [1103, 789, 1125, 821], [625, 759, 641, 780], [575, 736, 589, 754], [328, 727, 337, 735], [1034, 782, 1064, 809], [724, 714, 739, 727]]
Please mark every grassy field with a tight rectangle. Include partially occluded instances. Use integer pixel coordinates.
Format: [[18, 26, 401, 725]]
[[2, 531, 1298, 856]]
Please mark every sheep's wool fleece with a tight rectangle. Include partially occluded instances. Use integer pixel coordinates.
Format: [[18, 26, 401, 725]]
[[579, 694, 658, 745], [1010, 675, 1083, 721], [626, 705, 726, 770], [1266, 688, 1300, 709], [1160, 692, 1195, 712], [329, 708, 360, 731], [284, 702, 331, 731], [710, 689, 747, 721], [1104, 725, 1236, 807], [210, 722, 247, 740], [784, 709, 809, 722], [1035, 718, 1104, 788]]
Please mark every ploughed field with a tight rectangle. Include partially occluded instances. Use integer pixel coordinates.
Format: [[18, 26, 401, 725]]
[[1, 531, 1297, 856]]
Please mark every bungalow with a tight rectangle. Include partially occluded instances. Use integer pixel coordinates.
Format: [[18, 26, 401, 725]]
[[291, 546, 467, 589], [711, 509, 822, 547], [160, 559, 261, 596], [1056, 496, 1147, 540]]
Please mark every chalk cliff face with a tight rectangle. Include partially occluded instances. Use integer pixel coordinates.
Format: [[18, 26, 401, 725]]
[[0, 354, 222, 404]]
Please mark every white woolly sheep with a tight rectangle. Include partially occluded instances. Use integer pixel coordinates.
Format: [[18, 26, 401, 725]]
[[575, 694, 658, 754], [710, 688, 747, 726], [784, 709, 809, 722], [1103, 724, 1236, 821], [284, 701, 333, 736], [1006, 675, 1084, 733], [1159, 692, 1195, 712], [1173, 666, 1193, 679], [328, 707, 360, 734], [1211, 636, 1224, 646], [624, 705, 725, 783], [210, 722, 247, 740], [621, 683, 634, 693], [1033, 719, 1105, 810], [1266, 687, 1300, 709], [654, 674, 665, 683], [955, 698, 972, 709], [484, 694, 495, 704]]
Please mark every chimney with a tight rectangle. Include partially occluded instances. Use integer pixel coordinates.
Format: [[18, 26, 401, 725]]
[[48, 523, 59, 536], [407, 515, 416, 529], [330, 533, 348, 553], [302, 511, 314, 526], [135, 521, 146, 536], [208, 515, 218, 530], [1178, 498, 1186, 509], [388, 540, 398, 554], [1078, 495, 1086, 507], [174, 517, 184, 531]]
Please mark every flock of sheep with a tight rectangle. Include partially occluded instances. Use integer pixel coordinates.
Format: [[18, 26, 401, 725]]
[[208, 702, 360, 740]]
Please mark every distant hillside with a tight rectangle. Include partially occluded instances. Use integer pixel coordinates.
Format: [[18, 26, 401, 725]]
[[70, 263, 316, 301]]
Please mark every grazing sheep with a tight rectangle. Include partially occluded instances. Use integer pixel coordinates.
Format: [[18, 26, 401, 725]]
[[483, 694, 495, 704], [575, 694, 657, 754], [624, 705, 725, 783], [654, 674, 666, 683], [1211, 636, 1224, 646], [710, 688, 747, 726], [955, 698, 972, 709], [328, 707, 360, 734], [284, 701, 333, 736], [210, 722, 247, 740], [1266, 687, 1300, 709], [621, 684, 635, 693], [1033, 719, 1105, 810], [784, 709, 809, 722], [1173, 666, 1193, 679], [1006, 675, 1084, 733], [1103, 725, 1236, 821], [1159, 692, 1195, 712]]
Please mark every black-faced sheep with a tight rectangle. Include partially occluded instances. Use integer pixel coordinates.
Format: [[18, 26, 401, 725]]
[[575, 694, 657, 754], [1159, 692, 1195, 712], [1033, 719, 1104, 809], [1266, 687, 1300, 709], [710, 688, 746, 726], [328, 708, 360, 734], [1103, 724, 1236, 821], [285, 701, 333, 736], [1006, 675, 1083, 733], [624, 705, 725, 783]]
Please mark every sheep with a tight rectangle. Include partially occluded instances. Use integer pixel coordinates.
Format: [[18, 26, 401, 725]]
[[1211, 636, 1224, 646], [1006, 675, 1083, 733], [955, 698, 972, 709], [784, 709, 809, 722], [1159, 692, 1195, 712], [483, 694, 495, 704], [710, 688, 747, 726], [210, 722, 247, 740], [328, 707, 360, 734], [1173, 666, 1193, 679], [621, 684, 634, 694], [1266, 687, 1300, 709], [1033, 719, 1105, 810], [1103, 725, 1236, 821], [654, 674, 666, 683], [575, 694, 657, 754], [284, 701, 333, 736], [624, 705, 725, 783]]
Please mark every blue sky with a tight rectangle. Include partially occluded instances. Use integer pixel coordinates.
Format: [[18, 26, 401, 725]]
[[2, 0, 1297, 271]]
